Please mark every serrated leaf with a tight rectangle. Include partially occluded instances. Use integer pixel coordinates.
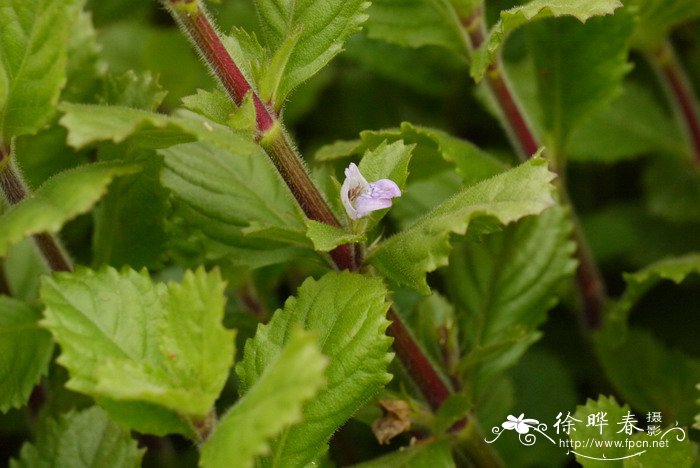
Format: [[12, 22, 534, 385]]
[[623, 424, 695, 468], [368, 157, 556, 293], [305, 220, 364, 252], [528, 10, 634, 150], [0, 297, 53, 412], [570, 395, 634, 467], [0, 0, 85, 140], [353, 439, 455, 468], [366, 0, 468, 55], [237, 271, 393, 467], [40, 267, 235, 435], [608, 254, 700, 329], [470, 0, 623, 81], [253, 0, 370, 109], [627, 0, 700, 50], [0, 162, 139, 257], [222, 27, 268, 92], [10, 407, 143, 468], [181, 89, 235, 125], [161, 141, 313, 269], [59, 104, 255, 153], [200, 329, 327, 468], [446, 205, 576, 381], [567, 83, 686, 162], [99, 70, 167, 111]]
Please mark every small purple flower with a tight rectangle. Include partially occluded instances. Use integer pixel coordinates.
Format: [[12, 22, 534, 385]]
[[341, 163, 401, 220]]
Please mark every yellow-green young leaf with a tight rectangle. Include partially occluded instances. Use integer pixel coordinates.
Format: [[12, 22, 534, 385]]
[[253, 0, 370, 109], [59, 104, 256, 153], [446, 205, 577, 381], [595, 328, 700, 427], [366, 0, 469, 56], [40, 267, 235, 436], [237, 272, 393, 467], [470, 0, 623, 81], [305, 220, 364, 252], [0, 297, 53, 412], [528, 10, 634, 150], [200, 330, 327, 468], [570, 396, 634, 467], [623, 424, 695, 468], [10, 407, 143, 468], [161, 141, 312, 269], [627, 0, 700, 50], [0, 0, 85, 140], [353, 439, 455, 467], [0, 162, 139, 257], [368, 157, 556, 293]]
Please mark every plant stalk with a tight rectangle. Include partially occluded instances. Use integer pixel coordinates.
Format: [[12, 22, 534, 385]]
[[462, 4, 606, 329], [0, 147, 73, 272], [648, 39, 700, 166]]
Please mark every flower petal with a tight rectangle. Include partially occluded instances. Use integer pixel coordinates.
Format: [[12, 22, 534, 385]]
[[368, 179, 401, 198], [354, 194, 393, 218]]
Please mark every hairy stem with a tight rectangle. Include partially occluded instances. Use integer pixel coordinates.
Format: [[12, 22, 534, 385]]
[[161, 0, 455, 410], [648, 40, 700, 166], [0, 147, 73, 272], [462, 4, 606, 329]]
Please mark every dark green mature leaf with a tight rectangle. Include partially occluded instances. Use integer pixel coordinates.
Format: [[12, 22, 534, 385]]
[[529, 10, 634, 151], [366, 0, 469, 55], [644, 158, 700, 223], [64, 10, 104, 103], [237, 272, 393, 467], [567, 83, 686, 162], [0, 162, 139, 257], [200, 330, 327, 468], [368, 158, 556, 293], [10, 407, 143, 468], [608, 253, 700, 329], [446, 206, 576, 381], [627, 0, 700, 50], [0, 0, 84, 140], [161, 141, 313, 269], [41, 267, 234, 436], [353, 439, 455, 467], [0, 297, 53, 412], [253, 0, 370, 109], [596, 328, 700, 427], [470, 0, 623, 81]]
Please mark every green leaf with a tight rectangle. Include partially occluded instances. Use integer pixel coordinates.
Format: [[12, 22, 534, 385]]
[[470, 0, 623, 81], [627, 0, 700, 50], [181, 89, 235, 126], [595, 328, 700, 428], [0, 0, 85, 140], [567, 83, 686, 162], [237, 271, 393, 467], [353, 439, 455, 467], [623, 425, 695, 468], [569, 395, 635, 467], [0, 162, 139, 257], [446, 206, 576, 381], [305, 220, 364, 252], [253, 0, 370, 109], [368, 157, 556, 293], [63, 10, 104, 103], [0, 297, 53, 412], [366, 0, 468, 55], [59, 104, 255, 153], [608, 253, 700, 330], [200, 329, 327, 468], [40, 267, 235, 435], [161, 141, 312, 269], [10, 406, 144, 468], [316, 122, 506, 185], [528, 10, 634, 150], [99, 70, 167, 111]]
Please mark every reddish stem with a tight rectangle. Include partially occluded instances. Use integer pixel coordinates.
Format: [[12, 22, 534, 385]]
[[462, 5, 606, 329], [651, 40, 700, 166]]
